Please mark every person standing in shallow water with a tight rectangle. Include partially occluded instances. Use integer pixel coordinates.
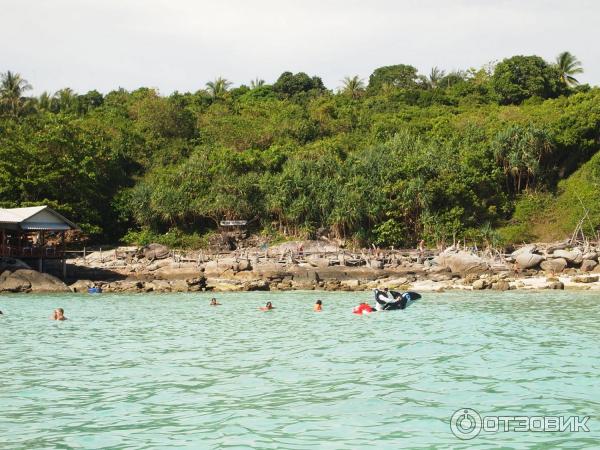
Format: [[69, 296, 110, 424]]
[[209, 298, 221, 306], [314, 300, 322, 312]]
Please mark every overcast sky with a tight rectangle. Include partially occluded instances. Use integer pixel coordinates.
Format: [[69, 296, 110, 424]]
[[2, 0, 598, 95]]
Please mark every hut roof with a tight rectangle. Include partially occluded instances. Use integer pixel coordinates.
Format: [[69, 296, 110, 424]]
[[0, 206, 78, 231]]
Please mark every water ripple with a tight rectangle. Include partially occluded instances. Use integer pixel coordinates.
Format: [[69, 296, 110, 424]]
[[1, 290, 599, 448]]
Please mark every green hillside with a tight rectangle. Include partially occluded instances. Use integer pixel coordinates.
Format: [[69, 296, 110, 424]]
[[1, 53, 598, 248]]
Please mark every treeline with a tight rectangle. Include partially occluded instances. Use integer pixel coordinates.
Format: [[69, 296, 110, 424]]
[[0, 52, 598, 247]]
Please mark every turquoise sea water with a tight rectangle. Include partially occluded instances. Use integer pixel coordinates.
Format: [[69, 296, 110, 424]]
[[1, 291, 599, 449]]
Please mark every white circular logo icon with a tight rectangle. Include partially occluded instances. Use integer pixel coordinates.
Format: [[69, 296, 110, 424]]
[[450, 408, 482, 440]]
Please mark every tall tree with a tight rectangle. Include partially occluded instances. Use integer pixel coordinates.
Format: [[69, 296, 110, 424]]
[[491, 55, 563, 104], [555, 51, 583, 87], [250, 78, 265, 89], [340, 76, 365, 98], [206, 77, 232, 98], [423, 67, 445, 89], [0, 71, 32, 116], [368, 64, 419, 92]]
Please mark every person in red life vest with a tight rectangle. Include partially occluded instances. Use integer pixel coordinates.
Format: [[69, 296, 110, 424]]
[[353, 301, 373, 315]]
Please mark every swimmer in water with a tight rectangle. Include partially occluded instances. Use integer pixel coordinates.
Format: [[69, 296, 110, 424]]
[[209, 298, 221, 306], [52, 308, 67, 321], [260, 301, 274, 311], [314, 300, 322, 312], [353, 300, 373, 315]]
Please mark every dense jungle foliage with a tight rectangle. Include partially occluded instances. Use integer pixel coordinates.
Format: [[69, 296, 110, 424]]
[[1, 52, 598, 248]]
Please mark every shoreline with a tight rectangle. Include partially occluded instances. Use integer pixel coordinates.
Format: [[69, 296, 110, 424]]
[[3, 240, 598, 294]]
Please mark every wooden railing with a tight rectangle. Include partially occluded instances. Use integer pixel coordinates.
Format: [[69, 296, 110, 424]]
[[0, 246, 64, 259]]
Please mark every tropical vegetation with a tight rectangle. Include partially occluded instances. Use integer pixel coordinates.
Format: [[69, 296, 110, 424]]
[[0, 52, 598, 248]]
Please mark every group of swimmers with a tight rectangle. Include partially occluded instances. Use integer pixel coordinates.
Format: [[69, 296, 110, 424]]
[[0, 308, 67, 320], [1, 290, 406, 320], [207, 298, 323, 312]]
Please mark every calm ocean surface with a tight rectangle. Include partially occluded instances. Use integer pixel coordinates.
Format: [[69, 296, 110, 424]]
[[1, 291, 599, 449]]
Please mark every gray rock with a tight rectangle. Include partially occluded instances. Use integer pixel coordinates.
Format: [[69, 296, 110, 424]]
[[170, 279, 189, 292], [540, 258, 568, 273], [0, 274, 31, 292], [552, 249, 583, 265], [143, 243, 170, 260], [435, 251, 489, 274], [573, 275, 599, 283], [510, 245, 537, 260], [472, 279, 490, 290], [69, 279, 93, 292], [580, 260, 598, 272], [237, 259, 252, 271], [582, 252, 598, 262], [9, 269, 69, 293], [369, 259, 384, 270], [515, 252, 544, 269], [491, 280, 511, 291], [244, 280, 270, 291], [306, 256, 330, 269], [546, 281, 564, 290]]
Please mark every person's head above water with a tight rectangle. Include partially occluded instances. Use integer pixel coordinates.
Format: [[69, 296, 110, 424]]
[[315, 300, 322, 305], [265, 301, 273, 309], [54, 308, 66, 320]]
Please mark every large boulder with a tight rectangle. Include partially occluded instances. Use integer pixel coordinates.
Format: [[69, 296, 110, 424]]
[[515, 252, 544, 269], [69, 279, 94, 293], [436, 251, 489, 275], [573, 275, 599, 284], [143, 243, 170, 260], [472, 279, 490, 290], [510, 245, 537, 260], [2, 269, 69, 293], [540, 258, 568, 273], [243, 280, 270, 291], [0, 271, 31, 292], [580, 260, 598, 272], [552, 249, 583, 265], [306, 256, 330, 269], [491, 280, 511, 291]]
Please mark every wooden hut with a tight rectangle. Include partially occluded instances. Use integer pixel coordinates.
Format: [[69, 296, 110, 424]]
[[0, 206, 79, 275]]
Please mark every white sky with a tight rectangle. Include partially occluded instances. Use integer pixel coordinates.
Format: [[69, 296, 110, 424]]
[[2, 0, 598, 95]]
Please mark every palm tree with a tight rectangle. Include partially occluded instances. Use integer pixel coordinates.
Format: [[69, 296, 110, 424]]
[[206, 77, 232, 98], [250, 78, 265, 89], [555, 51, 583, 87], [53, 88, 77, 112], [340, 76, 365, 99], [37, 91, 53, 111], [425, 67, 445, 89], [0, 71, 32, 116]]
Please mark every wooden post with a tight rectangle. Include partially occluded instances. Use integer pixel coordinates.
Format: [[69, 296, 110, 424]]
[[61, 232, 66, 280], [39, 231, 45, 273]]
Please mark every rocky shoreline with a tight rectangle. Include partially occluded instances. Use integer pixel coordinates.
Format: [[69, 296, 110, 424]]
[[2, 240, 599, 295]]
